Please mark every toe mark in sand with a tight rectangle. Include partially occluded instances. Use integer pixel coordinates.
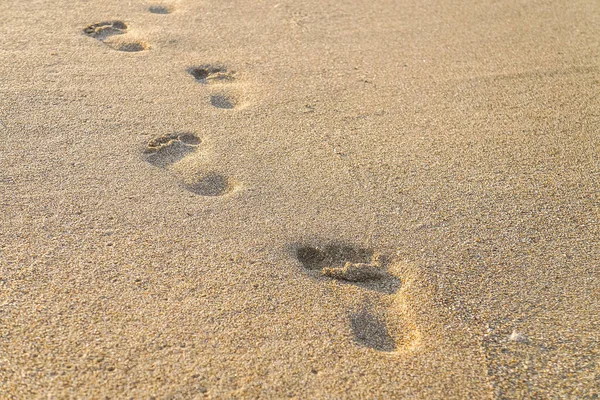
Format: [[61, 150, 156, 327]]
[[83, 21, 127, 40], [84, 21, 149, 52], [295, 243, 400, 292], [184, 172, 235, 196], [188, 65, 235, 84], [149, 5, 173, 14], [296, 244, 373, 271], [144, 132, 200, 168], [350, 305, 396, 352], [210, 94, 236, 109]]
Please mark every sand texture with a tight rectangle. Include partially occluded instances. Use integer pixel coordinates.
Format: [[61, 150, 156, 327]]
[[1, 0, 599, 398]]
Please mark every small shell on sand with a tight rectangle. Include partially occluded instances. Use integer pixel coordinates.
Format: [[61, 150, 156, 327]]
[[508, 330, 527, 343]]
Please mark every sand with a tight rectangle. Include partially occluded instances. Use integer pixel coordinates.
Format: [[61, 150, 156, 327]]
[[1, 0, 599, 398]]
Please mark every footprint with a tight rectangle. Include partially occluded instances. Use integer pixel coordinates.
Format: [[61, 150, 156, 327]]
[[188, 65, 235, 84], [350, 301, 397, 352], [143, 133, 236, 197], [182, 172, 236, 196], [148, 4, 173, 14], [187, 64, 246, 109], [293, 241, 412, 352], [210, 94, 237, 109], [84, 21, 149, 52], [105, 39, 149, 52], [296, 244, 373, 271], [295, 243, 400, 293], [83, 21, 127, 40], [144, 132, 200, 168]]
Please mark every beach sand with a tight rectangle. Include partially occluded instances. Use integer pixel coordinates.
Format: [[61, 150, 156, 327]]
[[1, 0, 599, 398]]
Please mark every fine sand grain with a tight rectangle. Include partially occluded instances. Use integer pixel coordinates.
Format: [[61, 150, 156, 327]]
[[1, 0, 599, 398]]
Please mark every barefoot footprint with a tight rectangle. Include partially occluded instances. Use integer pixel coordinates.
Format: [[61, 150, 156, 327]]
[[148, 4, 174, 14], [295, 242, 416, 352], [83, 18, 237, 194], [296, 244, 400, 293], [143, 133, 236, 197], [83, 21, 127, 40], [83, 20, 149, 52], [350, 299, 397, 352], [144, 132, 201, 168], [188, 64, 242, 109], [188, 65, 236, 84], [210, 94, 237, 109]]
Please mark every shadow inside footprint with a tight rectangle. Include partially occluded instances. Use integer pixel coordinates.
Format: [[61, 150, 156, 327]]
[[108, 40, 149, 52], [83, 21, 127, 41], [184, 173, 234, 196], [178, 133, 201, 145], [144, 133, 200, 168], [210, 94, 236, 109], [149, 5, 172, 14], [350, 306, 396, 352]]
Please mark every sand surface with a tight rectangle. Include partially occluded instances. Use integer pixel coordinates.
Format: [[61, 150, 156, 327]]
[[1, 0, 599, 398]]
